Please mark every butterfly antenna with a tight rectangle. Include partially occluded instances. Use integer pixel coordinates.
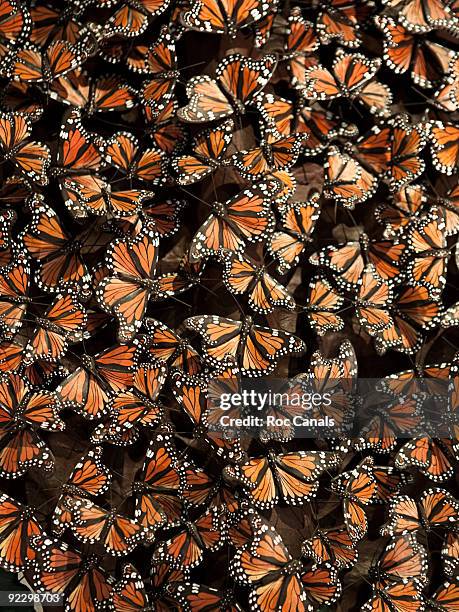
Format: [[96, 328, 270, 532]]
[[346, 209, 359, 229], [178, 185, 213, 209]]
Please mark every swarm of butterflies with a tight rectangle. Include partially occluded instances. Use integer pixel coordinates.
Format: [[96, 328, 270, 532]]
[[0, 0, 459, 609]]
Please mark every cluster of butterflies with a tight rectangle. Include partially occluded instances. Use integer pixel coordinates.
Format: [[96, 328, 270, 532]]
[[0, 0, 458, 610]]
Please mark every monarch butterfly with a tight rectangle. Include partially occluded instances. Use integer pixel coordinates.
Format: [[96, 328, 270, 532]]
[[172, 358, 245, 460], [53, 108, 106, 207], [269, 192, 320, 274], [443, 532, 459, 577], [151, 251, 206, 300], [55, 107, 103, 173], [139, 26, 178, 116], [96, 231, 162, 341], [1, 36, 92, 83], [50, 68, 137, 115], [354, 395, 423, 453], [145, 99, 188, 156], [98, 33, 150, 68], [65, 496, 162, 556], [433, 55, 459, 112], [30, 3, 81, 46], [227, 378, 303, 444], [442, 301, 459, 329], [104, 131, 167, 184], [226, 506, 259, 549], [104, 0, 171, 38], [381, 0, 454, 32], [182, 0, 274, 37], [1, 40, 80, 84], [355, 266, 394, 337], [91, 362, 166, 446], [152, 507, 225, 569], [185, 314, 306, 376], [57, 113, 135, 218], [375, 16, 453, 88], [141, 317, 202, 374], [284, 8, 319, 88], [0, 372, 64, 478], [189, 187, 275, 261], [172, 119, 233, 185], [52, 446, 113, 534], [255, 93, 358, 155], [372, 466, 412, 504], [351, 116, 426, 190], [395, 437, 456, 481], [18, 357, 69, 395], [62, 446, 112, 498], [302, 526, 358, 570], [371, 534, 429, 585], [169, 582, 241, 611], [304, 277, 344, 335], [376, 184, 426, 238], [362, 578, 425, 612], [230, 519, 342, 612], [0, 0, 31, 56], [178, 53, 276, 123], [435, 182, 459, 236], [300, 341, 357, 439], [172, 358, 235, 426], [323, 146, 378, 208], [285, 7, 318, 53], [266, 169, 297, 207], [22, 195, 112, 297], [0, 210, 15, 253], [1, 80, 44, 120], [133, 433, 186, 528], [0, 340, 26, 374], [253, 7, 277, 47], [226, 129, 308, 179], [0, 174, 31, 206], [380, 361, 451, 397], [317, 0, 373, 46], [223, 252, 295, 314], [112, 563, 153, 611], [0, 494, 44, 572], [224, 450, 338, 508], [429, 121, 459, 175], [135, 197, 187, 237], [61, 173, 154, 219], [374, 284, 441, 354], [0, 243, 15, 272], [56, 343, 138, 420], [302, 49, 392, 116], [180, 462, 221, 508], [429, 580, 459, 611], [32, 537, 115, 609], [406, 208, 449, 297], [381, 488, 459, 536], [0, 253, 30, 339], [0, 112, 50, 185], [23, 294, 86, 365], [331, 457, 377, 541], [151, 562, 190, 611]]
